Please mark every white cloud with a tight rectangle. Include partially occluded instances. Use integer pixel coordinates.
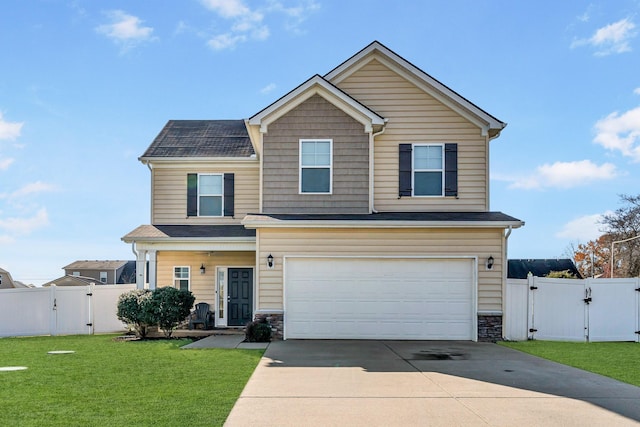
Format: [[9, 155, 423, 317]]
[[3, 181, 57, 200], [556, 212, 611, 241], [507, 160, 617, 190], [0, 112, 24, 141], [571, 18, 637, 56], [634, 87, 640, 96], [594, 106, 640, 161], [96, 10, 155, 51], [0, 208, 49, 235], [0, 157, 15, 170], [201, 0, 318, 50], [260, 83, 276, 94]]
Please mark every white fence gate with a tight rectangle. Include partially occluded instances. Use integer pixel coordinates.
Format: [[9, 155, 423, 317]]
[[506, 276, 640, 342], [0, 284, 135, 338]]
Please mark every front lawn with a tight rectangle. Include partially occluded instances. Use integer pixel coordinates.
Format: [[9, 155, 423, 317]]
[[0, 335, 263, 426], [500, 340, 640, 387]]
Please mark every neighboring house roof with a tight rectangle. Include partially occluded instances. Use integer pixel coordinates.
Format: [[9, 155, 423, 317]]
[[0, 267, 20, 289], [249, 74, 386, 133], [122, 224, 256, 242], [324, 41, 506, 138], [243, 212, 524, 228], [42, 275, 102, 287], [64, 260, 131, 270], [140, 120, 255, 159], [508, 259, 582, 279]]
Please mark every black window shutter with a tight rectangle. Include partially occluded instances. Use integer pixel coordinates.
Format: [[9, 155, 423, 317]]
[[187, 174, 198, 216], [444, 143, 458, 197], [223, 173, 235, 217], [398, 144, 412, 197]]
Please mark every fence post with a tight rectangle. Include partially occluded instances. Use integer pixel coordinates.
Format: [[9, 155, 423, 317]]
[[49, 285, 57, 336], [527, 273, 535, 340]]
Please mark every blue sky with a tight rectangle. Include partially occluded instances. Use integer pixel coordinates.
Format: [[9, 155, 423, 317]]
[[1, 1, 639, 285]]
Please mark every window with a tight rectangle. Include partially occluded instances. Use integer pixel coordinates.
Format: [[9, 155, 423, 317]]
[[99, 271, 107, 283], [72, 271, 80, 277], [300, 139, 332, 194], [399, 143, 457, 198], [174, 267, 190, 291], [187, 173, 234, 217], [413, 144, 444, 196], [198, 174, 223, 216]]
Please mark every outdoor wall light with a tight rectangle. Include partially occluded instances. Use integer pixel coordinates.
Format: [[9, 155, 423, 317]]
[[200, 264, 206, 275], [486, 255, 494, 270], [267, 254, 274, 269]]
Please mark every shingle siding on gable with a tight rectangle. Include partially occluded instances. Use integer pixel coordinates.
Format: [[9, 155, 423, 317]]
[[334, 58, 489, 212], [262, 94, 370, 214]]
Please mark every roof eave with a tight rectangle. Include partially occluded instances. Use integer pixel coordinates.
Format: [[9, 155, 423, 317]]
[[241, 218, 525, 230]]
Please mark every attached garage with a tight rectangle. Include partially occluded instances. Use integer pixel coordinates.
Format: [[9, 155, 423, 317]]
[[284, 257, 477, 340]]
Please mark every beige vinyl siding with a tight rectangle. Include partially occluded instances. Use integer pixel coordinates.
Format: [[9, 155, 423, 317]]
[[156, 251, 255, 307], [151, 162, 259, 224], [334, 58, 489, 211], [262, 94, 369, 214], [257, 227, 504, 312]]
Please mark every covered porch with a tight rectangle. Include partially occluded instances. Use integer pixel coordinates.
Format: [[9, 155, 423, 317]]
[[122, 224, 256, 328]]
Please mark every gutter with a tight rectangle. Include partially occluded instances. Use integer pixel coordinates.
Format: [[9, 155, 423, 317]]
[[369, 122, 387, 213]]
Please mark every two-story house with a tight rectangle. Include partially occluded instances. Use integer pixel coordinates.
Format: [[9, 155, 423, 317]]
[[122, 41, 523, 341]]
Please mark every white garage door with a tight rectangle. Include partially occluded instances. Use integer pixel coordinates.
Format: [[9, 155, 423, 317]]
[[285, 257, 476, 340]]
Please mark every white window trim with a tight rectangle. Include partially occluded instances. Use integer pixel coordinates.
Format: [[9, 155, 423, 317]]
[[299, 139, 333, 195], [197, 173, 224, 217], [412, 143, 445, 197], [99, 271, 108, 283], [173, 266, 191, 291]]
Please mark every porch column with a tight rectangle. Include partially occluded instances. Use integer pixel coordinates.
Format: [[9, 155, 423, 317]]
[[135, 250, 147, 290], [148, 250, 157, 290]]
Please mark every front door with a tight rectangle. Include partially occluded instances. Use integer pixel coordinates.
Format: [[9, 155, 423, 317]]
[[227, 268, 253, 326]]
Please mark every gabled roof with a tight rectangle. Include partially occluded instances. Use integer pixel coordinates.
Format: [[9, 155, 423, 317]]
[[140, 120, 255, 159], [64, 260, 131, 270], [249, 74, 386, 133], [508, 259, 583, 279], [42, 275, 104, 287], [325, 41, 506, 138]]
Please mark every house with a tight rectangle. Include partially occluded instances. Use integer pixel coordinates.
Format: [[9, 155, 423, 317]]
[[42, 275, 102, 287], [62, 260, 136, 284], [122, 41, 524, 341], [508, 259, 582, 279], [0, 268, 31, 289]]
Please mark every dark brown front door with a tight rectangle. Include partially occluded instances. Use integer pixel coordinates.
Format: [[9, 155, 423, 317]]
[[228, 268, 253, 326]]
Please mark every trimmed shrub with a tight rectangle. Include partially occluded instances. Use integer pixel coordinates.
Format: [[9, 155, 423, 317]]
[[245, 319, 272, 342], [117, 289, 155, 338], [150, 287, 196, 338]]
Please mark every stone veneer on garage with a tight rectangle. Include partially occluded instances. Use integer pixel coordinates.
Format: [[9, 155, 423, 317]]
[[256, 313, 503, 342]]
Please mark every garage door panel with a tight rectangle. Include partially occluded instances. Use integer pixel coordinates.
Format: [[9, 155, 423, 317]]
[[285, 258, 475, 340]]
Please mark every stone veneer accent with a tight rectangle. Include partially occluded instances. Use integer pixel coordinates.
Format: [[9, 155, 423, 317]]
[[478, 315, 503, 342], [256, 313, 503, 342], [254, 313, 284, 340]]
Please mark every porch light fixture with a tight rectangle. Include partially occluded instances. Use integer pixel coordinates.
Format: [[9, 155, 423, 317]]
[[200, 264, 206, 275], [486, 255, 494, 270], [267, 254, 274, 269]]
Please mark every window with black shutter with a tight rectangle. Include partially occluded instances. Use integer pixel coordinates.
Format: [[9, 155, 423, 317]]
[[186, 173, 235, 217], [398, 143, 458, 197]]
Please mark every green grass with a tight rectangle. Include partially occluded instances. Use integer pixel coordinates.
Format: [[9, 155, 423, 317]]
[[500, 340, 640, 387], [0, 335, 263, 426]]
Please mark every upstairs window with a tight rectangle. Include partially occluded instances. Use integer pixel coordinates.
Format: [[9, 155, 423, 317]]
[[198, 174, 223, 216], [187, 173, 234, 217], [300, 139, 332, 194], [174, 266, 190, 291], [413, 144, 444, 196], [399, 143, 458, 198], [99, 271, 107, 283]]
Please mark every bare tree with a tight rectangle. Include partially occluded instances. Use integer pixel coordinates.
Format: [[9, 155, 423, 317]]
[[601, 194, 640, 278]]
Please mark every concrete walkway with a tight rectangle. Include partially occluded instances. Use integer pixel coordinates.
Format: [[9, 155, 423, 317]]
[[224, 340, 640, 426], [181, 334, 269, 350]]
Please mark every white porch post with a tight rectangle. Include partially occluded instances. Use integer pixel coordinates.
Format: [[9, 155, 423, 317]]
[[135, 250, 147, 290], [148, 250, 157, 290]]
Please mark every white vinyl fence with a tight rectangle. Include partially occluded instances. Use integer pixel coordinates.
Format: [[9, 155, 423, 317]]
[[0, 284, 135, 337], [506, 276, 640, 342]]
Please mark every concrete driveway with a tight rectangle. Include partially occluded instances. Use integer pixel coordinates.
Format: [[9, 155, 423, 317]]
[[225, 340, 640, 426]]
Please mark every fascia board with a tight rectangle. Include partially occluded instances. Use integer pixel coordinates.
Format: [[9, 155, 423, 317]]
[[132, 241, 256, 252], [249, 76, 384, 133], [241, 218, 524, 230], [139, 156, 258, 163]]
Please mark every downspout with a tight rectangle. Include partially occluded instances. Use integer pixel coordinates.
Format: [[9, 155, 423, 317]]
[[502, 226, 512, 340], [369, 122, 387, 213]]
